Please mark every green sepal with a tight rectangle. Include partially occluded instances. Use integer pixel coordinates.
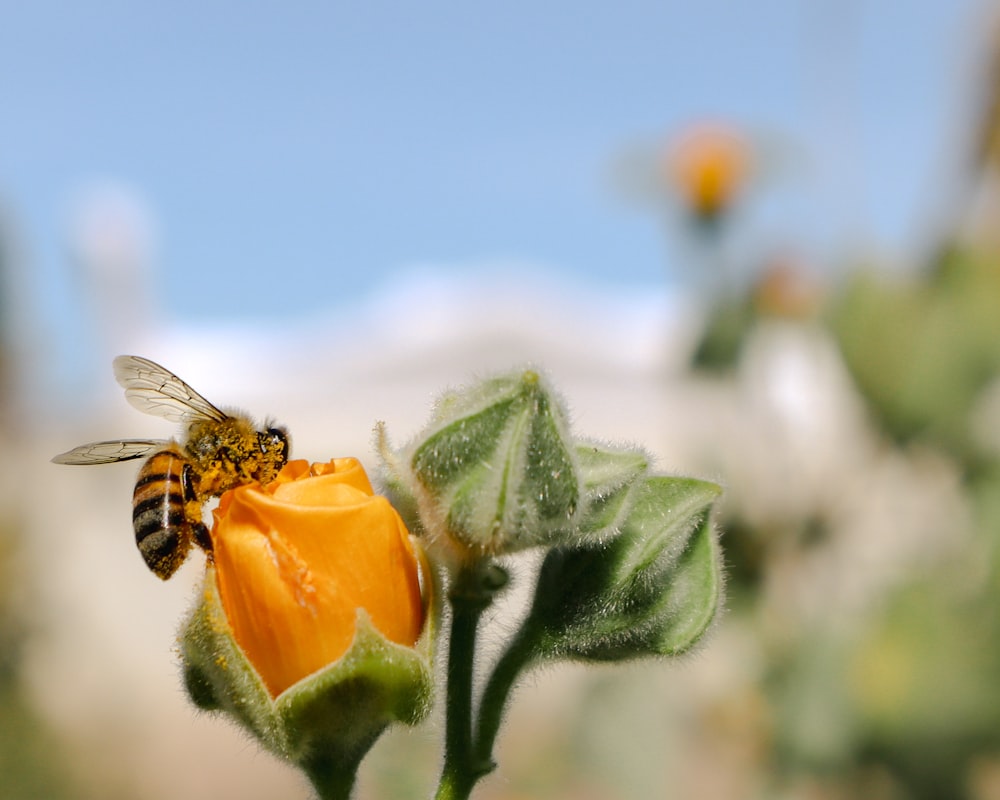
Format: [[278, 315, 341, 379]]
[[525, 476, 724, 662], [395, 369, 582, 555], [180, 567, 436, 792], [573, 442, 650, 540], [374, 421, 426, 537]]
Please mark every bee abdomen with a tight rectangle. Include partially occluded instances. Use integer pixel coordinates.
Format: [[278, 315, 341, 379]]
[[133, 448, 196, 580]]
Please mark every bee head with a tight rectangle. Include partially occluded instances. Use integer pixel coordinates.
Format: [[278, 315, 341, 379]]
[[259, 425, 290, 469]]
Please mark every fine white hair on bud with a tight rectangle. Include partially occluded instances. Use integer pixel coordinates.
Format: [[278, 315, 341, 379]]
[[395, 369, 584, 558]]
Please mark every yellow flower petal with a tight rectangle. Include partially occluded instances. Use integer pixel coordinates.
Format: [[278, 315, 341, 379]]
[[210, 458, 425, 697]]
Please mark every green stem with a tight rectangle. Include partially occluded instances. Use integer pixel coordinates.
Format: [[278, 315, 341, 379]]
[[434, 564, 500, 800], [301, 753, 361, 800], [473, 620, 540, 767]]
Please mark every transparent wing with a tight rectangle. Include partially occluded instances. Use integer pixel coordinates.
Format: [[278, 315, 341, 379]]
[[113, 355, 228, 424], [52, 439, 165, 465]]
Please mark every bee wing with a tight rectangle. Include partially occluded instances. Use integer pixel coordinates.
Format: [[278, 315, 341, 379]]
[[113, 355, 228, 424], [52, 439, 166, 465]]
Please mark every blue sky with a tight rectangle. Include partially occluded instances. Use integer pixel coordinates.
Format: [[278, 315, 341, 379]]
[[0, 0, 990, 349]]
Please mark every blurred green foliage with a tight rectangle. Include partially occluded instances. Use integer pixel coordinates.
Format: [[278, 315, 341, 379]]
[[830, 249, 1000, 463], [0, 523, 80, 800], [831, 250, 1000, 793], [687, 242, 1000, 799]]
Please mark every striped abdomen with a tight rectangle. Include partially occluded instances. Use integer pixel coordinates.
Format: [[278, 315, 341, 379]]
[[132, 446, 209, 580]]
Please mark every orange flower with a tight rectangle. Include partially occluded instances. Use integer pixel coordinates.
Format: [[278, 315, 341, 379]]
[[209, 458, 426, 698], [666, 124, 748, 220]]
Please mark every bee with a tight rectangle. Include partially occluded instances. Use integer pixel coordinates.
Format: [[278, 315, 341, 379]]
[[52, 355, 290, 580]]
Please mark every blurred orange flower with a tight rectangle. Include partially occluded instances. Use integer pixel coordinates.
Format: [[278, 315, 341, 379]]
[[209, 458, 426, 698], [753, 258, 823, 319], [667, 124, 749, 220]]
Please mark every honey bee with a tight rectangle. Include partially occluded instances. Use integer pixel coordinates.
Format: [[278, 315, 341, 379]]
[[52, 355, 290, 580]]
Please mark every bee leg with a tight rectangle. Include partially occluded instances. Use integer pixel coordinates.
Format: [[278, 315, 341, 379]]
[[193, 520, 213, 556], [182, 462, 213, 556]]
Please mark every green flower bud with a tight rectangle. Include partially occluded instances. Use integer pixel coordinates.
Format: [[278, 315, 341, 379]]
[[574, 442, 650, 540], [386, 369, 582, 558], [525, 476, 723, 662]]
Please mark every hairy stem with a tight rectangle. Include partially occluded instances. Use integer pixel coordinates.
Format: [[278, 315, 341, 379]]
[[434, 564, 500, 800], [473, 620, 540, 768], [301, 752, 361, 800]]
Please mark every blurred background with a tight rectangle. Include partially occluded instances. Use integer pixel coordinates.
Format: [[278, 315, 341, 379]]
[[2, 1, 1000, 797]]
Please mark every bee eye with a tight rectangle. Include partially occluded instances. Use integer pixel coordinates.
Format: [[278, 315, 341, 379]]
[[261, 427, 289, 461]]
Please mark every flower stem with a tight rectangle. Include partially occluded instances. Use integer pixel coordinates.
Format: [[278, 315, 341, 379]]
[[435, 563, 502, 800], [473, 620, 539, 767], [301, 752, 360, 800]]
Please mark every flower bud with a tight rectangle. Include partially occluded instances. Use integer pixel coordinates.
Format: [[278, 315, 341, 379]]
[[526, 476, 723, 662], [180, 459, 436, 789], [390, 369, 582, 558], [574, 442, 650, 540]]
